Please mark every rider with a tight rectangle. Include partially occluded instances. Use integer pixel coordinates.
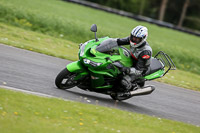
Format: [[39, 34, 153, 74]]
[[118, 25, 152, 90], [96, 25, 152, 91]]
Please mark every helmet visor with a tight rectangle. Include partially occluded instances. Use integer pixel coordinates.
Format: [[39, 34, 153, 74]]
[[130, 35, 142, 44]]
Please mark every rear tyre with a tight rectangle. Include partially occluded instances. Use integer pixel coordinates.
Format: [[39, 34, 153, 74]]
[[55, 68, 78, 90], [110, 93, 132, 101]]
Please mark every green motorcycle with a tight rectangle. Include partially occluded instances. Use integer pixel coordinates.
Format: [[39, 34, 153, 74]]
[[55, 24, 176, 101]]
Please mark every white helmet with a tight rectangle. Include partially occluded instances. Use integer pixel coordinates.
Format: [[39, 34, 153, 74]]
[[130, 25, 148, 48]]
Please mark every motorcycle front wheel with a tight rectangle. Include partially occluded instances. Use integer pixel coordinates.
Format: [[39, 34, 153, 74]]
[[55, 68, 78, 90]]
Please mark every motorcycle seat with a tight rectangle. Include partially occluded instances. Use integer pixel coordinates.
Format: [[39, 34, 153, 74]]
[[145, 58, 164, 75]]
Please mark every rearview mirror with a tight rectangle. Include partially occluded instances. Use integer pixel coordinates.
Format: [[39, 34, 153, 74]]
[[90, 24, 98, 41], [90, 24, 97, 32]]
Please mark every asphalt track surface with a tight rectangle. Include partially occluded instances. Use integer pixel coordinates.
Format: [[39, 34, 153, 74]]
[[0, 43, 200, 126]]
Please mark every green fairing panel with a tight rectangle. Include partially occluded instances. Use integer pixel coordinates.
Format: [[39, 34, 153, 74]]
[[88, 68, 115, 77], [144, 70, 164, 80], [90, 46, 121, 62], [118, 48, 133, 67], [90, 46, 132, 67], [90, 72, 114, 89], [79, 37, 110, 59], [90, 72, 104, 88]]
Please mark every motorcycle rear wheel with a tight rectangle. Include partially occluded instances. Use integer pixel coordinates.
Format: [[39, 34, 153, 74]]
[[55, 68, 77, 90], [110, 94, 132, 101]]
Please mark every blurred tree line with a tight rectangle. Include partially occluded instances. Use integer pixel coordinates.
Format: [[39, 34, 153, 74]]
[[85, 0, 200, 31]]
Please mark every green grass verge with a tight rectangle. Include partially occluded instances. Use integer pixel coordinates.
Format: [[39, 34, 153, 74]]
[[0, 0, 200, 75], [0, 88, 199, 133], [156, 69, 200, 91], [0, 22, 199, 91], [0, 22, 78, 61]]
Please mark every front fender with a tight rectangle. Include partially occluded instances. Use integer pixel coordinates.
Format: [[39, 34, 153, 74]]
[[66, 61, 86, 73], [66, 61, 89, 81]]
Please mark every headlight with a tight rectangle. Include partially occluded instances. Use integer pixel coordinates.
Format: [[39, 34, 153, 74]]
[[83, 59, 102, 67], [83, 59, 91, 64]]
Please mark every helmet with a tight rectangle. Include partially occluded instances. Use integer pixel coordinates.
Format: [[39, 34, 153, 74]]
[[130, 25, 148, 48]]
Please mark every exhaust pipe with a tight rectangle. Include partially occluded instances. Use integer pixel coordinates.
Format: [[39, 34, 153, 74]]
[[130, 86, 155, 96]]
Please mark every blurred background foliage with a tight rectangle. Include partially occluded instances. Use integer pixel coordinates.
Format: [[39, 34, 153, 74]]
[[85, 0, 200, 31]]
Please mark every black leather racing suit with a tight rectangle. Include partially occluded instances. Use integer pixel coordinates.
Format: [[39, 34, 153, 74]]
[[117, 37, 152, 89]]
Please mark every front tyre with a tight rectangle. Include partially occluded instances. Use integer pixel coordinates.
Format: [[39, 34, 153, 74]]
[[55, 68, 78, 90]]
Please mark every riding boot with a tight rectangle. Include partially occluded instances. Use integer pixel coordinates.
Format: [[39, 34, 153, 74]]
[[130, 75, 145, 88], [137, 81, 145, 88], [121, 75, 132, 91]]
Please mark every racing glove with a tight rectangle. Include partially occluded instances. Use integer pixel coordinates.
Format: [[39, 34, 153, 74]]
[[130, 67, 142, 76]]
